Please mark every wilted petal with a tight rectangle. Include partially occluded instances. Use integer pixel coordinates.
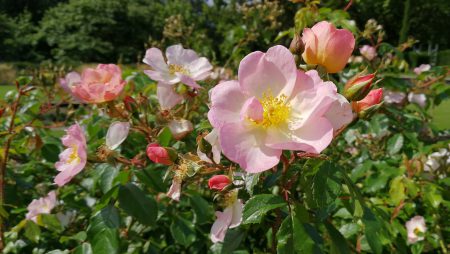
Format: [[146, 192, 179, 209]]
[[167, 178, 181, 201]]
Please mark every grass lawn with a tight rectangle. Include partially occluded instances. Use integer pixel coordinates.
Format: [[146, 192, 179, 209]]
[[429, 99, 450, 130], [0, 85, 14, 98]]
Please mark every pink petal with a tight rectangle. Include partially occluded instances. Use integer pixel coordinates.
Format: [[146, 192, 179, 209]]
[[166, 44, 199, 66], [207, 80, 247, 129], [238, 45, 296, 99], [106, 121, 130, 150], [322, 28, 355, 73], [266, 117, 334, 153], [167, 179, 181, 201], [324, 94, 354, 132], [143, 47, 169, 73], [229, 199, 243, 228], [210, 208, 233, 243], [157, 83, 184, 110], [219, 122, 281, 173], [177, 74, 201, 89], [188, 57, 213, 80], [240, 97, 263, 122]]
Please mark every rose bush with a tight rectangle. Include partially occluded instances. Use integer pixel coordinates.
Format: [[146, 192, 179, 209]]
[[0, 2, 448, 254]]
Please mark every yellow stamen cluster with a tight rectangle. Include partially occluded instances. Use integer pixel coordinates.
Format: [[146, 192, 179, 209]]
[[222, 190, 238, 208], [67, 145, 80, 164], [259, 93, 290, 128], [168, 64, 189, 75]]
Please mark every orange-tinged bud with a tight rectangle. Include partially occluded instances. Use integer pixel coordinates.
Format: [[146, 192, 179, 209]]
[[344, 73, 376, 101]]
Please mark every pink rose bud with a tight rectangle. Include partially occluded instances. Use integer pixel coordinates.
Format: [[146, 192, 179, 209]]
[[353, 88, 383, 118], [71, 64, 126, 104], [146, 143, 175, 165], [302, 21, 355, 73], [344, 73, 376, 101], [208, 175, 231, 191]]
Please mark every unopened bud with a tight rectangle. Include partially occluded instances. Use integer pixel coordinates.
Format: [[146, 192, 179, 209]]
[[123, 96, 138, 112], [352, 88, 383, 118], [146, 143, 176, 165], [289, 34, 304, 56], [208, 175, 231, 191], [344, 72, 376, 101]]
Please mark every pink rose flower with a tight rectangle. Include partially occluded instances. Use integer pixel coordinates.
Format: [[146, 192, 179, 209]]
[[26, 191, 57, 222], [210, 198, 243, 243], [208, 45, 352, 173], [157, 83, 183, 110], [302, 21, 355, 73], [106, 121, 130, 150], [60, 72, 81, 95], [359, 45, 377, 61], [197, 129, 222, 164], [54, 124, 87, 187], [69, 64, 126, 103], [143, 44, 213, 89], [407, 93, 427, 108], [405, 216, 427, 244], [208, 175, 231, 191], [414, 64, 431, 75], [146, 143, 173, 165]]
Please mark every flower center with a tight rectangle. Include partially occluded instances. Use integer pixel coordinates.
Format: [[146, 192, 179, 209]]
[[223, 190, 238, 208], [413, 227, 422, 235], [169, 64, 189, 75], [259, 93, 290, 128], [67, 145, 80, 164]]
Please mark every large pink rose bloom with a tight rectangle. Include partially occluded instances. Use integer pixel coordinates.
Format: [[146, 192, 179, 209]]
[[69, 64, 126, 103], [143, 44, 213, 89], [54, 123, 87, 186], [208, 45, 352, 173], [302, 21, 355, 73]]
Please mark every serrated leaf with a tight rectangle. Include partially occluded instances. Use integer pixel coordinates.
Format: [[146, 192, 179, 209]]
[[157, 127, 172, 147], [387, 134, 404, 155], [221, 228, 245, 254], [242, 194, 285, 224], [118, 183, 157, 226], [87, 206, 120, 254], [324, 221, 350, 254], [245, 173, 260, 196], [276, 217, 293, 254]]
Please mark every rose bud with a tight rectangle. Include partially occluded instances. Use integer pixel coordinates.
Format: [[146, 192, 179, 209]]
[[123, 96, 138, 112], [344, 72, 376, 101], [352, 88, 383, 118], [146, 143, 177, 165], [302, 21, 355, 73], [208, 175, 231, 191], [289, 34, 304, 56]]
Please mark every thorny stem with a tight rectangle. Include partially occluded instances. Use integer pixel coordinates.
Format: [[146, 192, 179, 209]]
[[0, 84, 26, 251]]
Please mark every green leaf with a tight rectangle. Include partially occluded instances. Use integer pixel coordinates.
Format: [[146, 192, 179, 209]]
[[324, 221, 350, 254], [291, 204, 321, 254], [276, 217, 294, 254], [97, 163, 120, 194], [242, 194, 286, 224], [60, 231, 87, 244], [40, 214, 63, 232], [87, 206, 120, 254], [339, 223, 359, 238], [170, 216, 196, 247], [389, 176, 405, 205], [221, 228, 245, 254], [73, 243, 93, 254], [387, 134, 404, 155], [157, 127, 172, 147], [245, 173, 260, 196], [118, 183, 157, 226], [24, 220, 41, 243], [135, 168, 166, 193], [362, 207, 382, 254], [41, 143, 60, 162], [189, 195, 214, 224]]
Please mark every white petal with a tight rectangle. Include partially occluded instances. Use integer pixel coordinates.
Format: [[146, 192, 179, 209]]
[[106, 121, 130, 150]]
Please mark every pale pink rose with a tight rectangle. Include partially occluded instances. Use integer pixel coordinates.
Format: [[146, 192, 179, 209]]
[[168, 119, 194, 140], [384, 90, 406, 104], [414, 64, 431, 75], [143, 44, 213, 89], [302, 21, 355, 73], [26, 191, 57, 222], [408, 93, 427, 108], [60, 72, 81, 94], [208, 45, 352, 173], [106, 121, 130, 150], [406, 216, 427, 244], [359, 45, 377, 61], [69, 64, 126, 103], [210, 199, 243, 243], [157, 83, 183, 110], [54, 123, 87, 186], [325, 94, 354, 133], [167, 178, 181, 201], [197, 129, 222, 164]]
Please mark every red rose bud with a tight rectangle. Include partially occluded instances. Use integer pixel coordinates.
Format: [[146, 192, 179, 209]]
[[344, 73, 376, 101], [208, 175, 231, 191], [123, 96, 138, 112], [353, 88, 383, 118], [146, 143, 176, 165]]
